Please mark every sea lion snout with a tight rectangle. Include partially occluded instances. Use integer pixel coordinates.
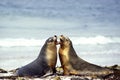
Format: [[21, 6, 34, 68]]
[[53, 35, 65, 45], [53, 35, 57, 40], [58, 35, 70, 45], [58, 35, 65, 44], [53, 35, 59, 45]]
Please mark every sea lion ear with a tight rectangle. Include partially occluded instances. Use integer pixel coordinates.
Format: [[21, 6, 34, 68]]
[[65, 36, 70, 41]]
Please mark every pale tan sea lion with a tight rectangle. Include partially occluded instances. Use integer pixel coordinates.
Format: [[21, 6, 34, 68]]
[[58, 35, 112, 76]]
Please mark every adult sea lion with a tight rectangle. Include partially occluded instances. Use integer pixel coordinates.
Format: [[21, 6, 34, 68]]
[[17, 35, 58, 77], [58, 35, 112, 76]]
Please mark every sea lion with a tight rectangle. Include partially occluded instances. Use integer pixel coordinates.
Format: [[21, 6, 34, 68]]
[[17, 35, 58, 77], [58, 35, 112, 76]]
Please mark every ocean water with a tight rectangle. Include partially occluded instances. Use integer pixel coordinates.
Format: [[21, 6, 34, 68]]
[[0, 0, 120, 70], [0, 37, 120, 70]]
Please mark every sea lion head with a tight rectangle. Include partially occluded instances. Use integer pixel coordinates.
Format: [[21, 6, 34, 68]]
[[59, 35, 72, 48], [39, 35, 58, 59], [45, 35, 58, 47]]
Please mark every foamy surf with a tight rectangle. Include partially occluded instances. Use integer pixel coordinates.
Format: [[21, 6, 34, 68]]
[[71, 35, 120, 45], [0, 35, 120, 47], [0, 38, 45, 47]]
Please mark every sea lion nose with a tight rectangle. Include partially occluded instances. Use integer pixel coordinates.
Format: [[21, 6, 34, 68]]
[[61, 35, 63, 37], [58, 35, 63, 44], [54, 35, 57, 38], [54, 35, 57, 40], [53, 35, 58, 45]]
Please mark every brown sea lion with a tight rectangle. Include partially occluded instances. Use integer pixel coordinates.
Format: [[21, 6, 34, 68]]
[[17, 35, 58, 77], [58, 35, 112, 76]]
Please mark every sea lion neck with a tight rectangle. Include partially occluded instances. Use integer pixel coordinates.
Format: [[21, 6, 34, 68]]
[[60, 44, 66, 49], [69, 43, 79, 58], [37, 43, 47, 59]]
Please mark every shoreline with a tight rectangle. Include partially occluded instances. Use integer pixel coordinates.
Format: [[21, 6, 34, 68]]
[[0, 64, 120, 80]]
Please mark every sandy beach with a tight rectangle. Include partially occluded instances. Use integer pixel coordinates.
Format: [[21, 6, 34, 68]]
[[0, 65, 120, 80]]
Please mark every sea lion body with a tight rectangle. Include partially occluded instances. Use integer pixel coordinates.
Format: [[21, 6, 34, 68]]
[[59, 35, 112, 76], [17, 36, 57, 77]]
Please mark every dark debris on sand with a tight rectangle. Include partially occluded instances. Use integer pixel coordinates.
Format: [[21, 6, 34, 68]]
[[0, 68, 7, 73]]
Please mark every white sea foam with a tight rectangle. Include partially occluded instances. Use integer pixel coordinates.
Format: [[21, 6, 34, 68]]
[[71, 35, 120, 45], [0, 38, 45, 47], [0, 36, 120, 47]]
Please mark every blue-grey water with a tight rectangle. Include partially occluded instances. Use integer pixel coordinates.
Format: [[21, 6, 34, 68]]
[[0, 0, 120, 70]]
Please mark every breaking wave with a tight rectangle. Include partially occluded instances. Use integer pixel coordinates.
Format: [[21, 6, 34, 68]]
[[0, 35, 120, 47], [71, 35, 120, 45], [0, 38, 45, 47]]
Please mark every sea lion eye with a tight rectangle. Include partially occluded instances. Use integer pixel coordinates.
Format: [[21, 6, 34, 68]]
[[66, 39, 68, 41], [48, 38, 53, 42]]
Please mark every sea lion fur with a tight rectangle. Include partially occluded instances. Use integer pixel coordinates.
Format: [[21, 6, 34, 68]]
[[17, 35, 57, 77], [58, 35, 113, 76]]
